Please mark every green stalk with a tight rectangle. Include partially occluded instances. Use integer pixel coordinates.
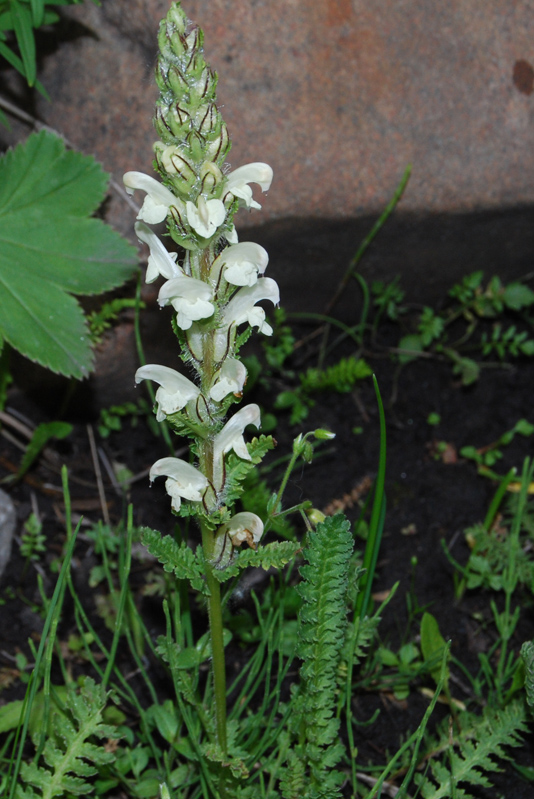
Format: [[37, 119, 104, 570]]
[[201, 522, 228, 756]]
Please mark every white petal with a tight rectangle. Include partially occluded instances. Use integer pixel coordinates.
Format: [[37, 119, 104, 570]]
[[209, 359, 247, 401], [226, 163, 273, 194], [186, 197, 226, 238], [135, 222, 183, 283], [135, 364, 200, 418], [214, 242, 269, 287], [150, 457, 208, 511], [123, 172, 177, 223], [214, 404, 261, 461], [226, 512, 264, 547], [223, 278, 280, 328]]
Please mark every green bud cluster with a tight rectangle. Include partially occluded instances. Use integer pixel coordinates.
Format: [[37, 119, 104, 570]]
[[154, 3, 230, 210]]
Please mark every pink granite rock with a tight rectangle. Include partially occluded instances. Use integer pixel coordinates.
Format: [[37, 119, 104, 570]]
[[2, 0, 532, 233]]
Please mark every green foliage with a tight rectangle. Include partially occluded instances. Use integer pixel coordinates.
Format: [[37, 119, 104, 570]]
[[240, 470, 296, 540], [212, 541, 301, 583], [275, 356, 371, 425], [460, 417, 534, 476], [420, 612, 449, 689], [0, 0, 98, 90], [281, 514, 353, 799], [97, 399, 156, 438], [16, 678, 118, 799], [0, 131, 137, 378], [520, 640, 534, 707], [415, 701, 527, 799], [19, 512, 45, 561], [11, 421, 72, 481], [141, 528, 208, 595], [88, 298, 144, 344], [223, 435, 276, 504]]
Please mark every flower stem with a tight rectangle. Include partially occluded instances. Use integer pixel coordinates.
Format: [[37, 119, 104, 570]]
[[201, 523, 227, 755]]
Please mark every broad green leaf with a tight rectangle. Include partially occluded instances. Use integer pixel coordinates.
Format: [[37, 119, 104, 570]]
[[0, 131, 137, 377], [420, 612, 449, 688], [503, 282, 534, 311], [398, 334, 423, 364]]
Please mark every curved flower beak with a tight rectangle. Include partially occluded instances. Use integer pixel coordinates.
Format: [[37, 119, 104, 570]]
[[214, 403, 261, 459], [226, 511, 264, 549], [212, 241, 269, 287], [135, 222, 183, 283], [186, 196, 226, 238], [209, 358, 247, 402], [135, 364, 200, 421], [123, 171, 179, 224], [225, 163, 273, 210], [222, 277, 280, 335], [149, 457, 208, 512], [158, 276, 215, 329]]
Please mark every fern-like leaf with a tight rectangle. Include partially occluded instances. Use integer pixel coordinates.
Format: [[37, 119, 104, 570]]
[[212, 541, 301, 582], [300, 357, 371, 394], [521, 640, 534, 708], [223, 435, 276, 505], [16, 678, 118, 799], [415, 700, 527, 799], [141, 528, 208, 595], [281, 514, 353, 799]]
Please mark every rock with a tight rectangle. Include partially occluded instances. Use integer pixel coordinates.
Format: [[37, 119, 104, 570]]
[[0, 488, 16, 582]]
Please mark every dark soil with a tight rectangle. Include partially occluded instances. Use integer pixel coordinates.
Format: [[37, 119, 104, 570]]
[[1, 313, 534, 796]]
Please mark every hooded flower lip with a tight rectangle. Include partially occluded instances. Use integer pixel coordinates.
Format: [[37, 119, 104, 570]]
[[123, 171, 179, 224], [186, 196, 226, 238], [223, 278, 280, 334], [225, 163, 273, 210], [149, 457, 208, 512], [212, 241, 269, 287], [135, 222, 184, 283], [226, 511, 264, 549], [158, 276, 215, 329], [209, 358, 247, 402], [212, 404, 261, 490], [135, 364, 200, 421]]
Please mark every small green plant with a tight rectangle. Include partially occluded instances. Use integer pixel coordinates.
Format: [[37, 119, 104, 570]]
[[19, 512, 45, 562]]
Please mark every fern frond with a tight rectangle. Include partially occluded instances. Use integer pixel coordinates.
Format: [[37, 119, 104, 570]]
[[300, 357, 371, 394], [281, 514, 353, 798], [16, 678, 118, 799], [415, 700, 527, 799], [141, 528, 208, 595], [521, 640, 534, 707], [212, 541, 301, 582], [223, 435, 276, 504]]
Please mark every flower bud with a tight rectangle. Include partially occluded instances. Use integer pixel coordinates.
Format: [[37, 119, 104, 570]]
[[313, 428, 336, 440], [306, 508, 326, 525]]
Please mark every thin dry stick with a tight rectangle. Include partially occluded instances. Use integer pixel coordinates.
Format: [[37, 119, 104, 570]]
[[86, 424, 110, 527]]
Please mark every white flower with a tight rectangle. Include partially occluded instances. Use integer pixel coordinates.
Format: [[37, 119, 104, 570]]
[[212, 241, 269, 287], [123, 171, 179, 224], [186, 196, 226, 238], [135, 364, 200, 421], [149, 457, 208, 512], [225, 163, 273, 210], [209, 358, 247, 402], [223, 278, 280, 334], [158, 276, 215, 330], [135, 222, 183, 283], [212, 404, 261, 489], [225, 512, 264, 549]]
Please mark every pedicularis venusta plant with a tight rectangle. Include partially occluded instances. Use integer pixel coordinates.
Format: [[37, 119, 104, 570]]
[[125, 0, 330, 772]]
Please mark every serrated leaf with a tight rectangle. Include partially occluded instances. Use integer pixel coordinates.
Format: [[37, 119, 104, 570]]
[[0, 131, 137, 377]]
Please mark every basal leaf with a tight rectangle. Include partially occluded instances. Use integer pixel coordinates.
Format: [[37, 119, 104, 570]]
[[0, 131, 137, 377]]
